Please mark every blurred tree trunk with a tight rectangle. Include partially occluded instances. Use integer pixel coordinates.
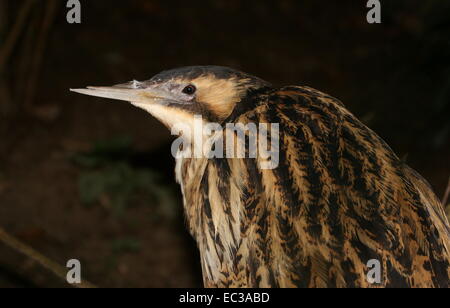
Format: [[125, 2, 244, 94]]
[[0, 0, 12, 116], [0, 0, 59, 118], [0, 0, 8, 43], [23, 0, 59, 113], [0, 0, 37, 116]]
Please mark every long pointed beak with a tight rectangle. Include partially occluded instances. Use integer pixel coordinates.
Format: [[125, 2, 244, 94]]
[[70, 86, 145, 102], [70, 81, 170, 105]]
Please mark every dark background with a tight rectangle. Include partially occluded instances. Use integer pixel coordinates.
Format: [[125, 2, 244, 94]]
[[0, 0, 449, 287]]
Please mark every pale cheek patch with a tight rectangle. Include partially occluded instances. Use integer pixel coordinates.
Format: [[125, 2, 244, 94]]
[[133, 103, 195, 130]]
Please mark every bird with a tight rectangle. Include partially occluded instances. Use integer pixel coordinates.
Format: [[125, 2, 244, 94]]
[[71, 65, 450, 288]]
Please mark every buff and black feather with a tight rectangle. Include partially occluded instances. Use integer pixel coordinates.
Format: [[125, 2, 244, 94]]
[[72, 66, 450, 288]]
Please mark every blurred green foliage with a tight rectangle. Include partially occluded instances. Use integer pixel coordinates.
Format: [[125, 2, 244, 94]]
[[103, 237, 142, 273], [111, 238, 141, 254], [71, 136, 178, 219]]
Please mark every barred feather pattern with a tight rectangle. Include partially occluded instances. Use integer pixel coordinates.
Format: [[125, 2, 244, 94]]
[[175, 86, 450, 288]]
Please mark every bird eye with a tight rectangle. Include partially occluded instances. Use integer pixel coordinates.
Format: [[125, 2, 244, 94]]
[[182, 85, 196, 95]]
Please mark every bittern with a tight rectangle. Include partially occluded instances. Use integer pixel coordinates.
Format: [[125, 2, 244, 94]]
[[72, 66, 450, 288]]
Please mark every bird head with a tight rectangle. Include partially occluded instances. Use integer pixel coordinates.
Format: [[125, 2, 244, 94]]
[[71, 66, 271, 130]]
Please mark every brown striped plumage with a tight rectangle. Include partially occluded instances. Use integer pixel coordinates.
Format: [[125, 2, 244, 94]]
[[72, 66, 450, 288]]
